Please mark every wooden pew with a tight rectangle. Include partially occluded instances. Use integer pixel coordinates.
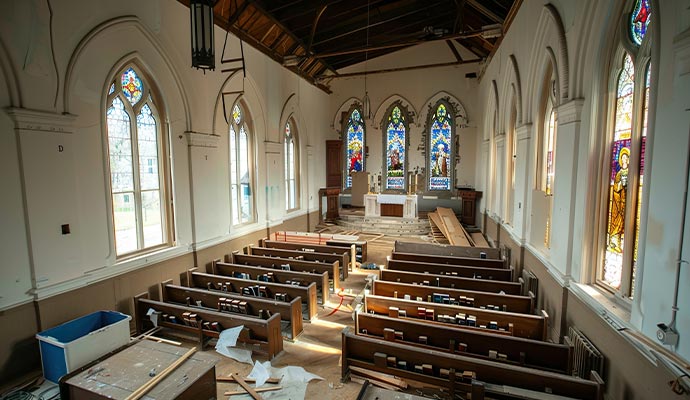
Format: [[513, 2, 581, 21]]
[[392, 251, 506, 269], [373, 278, 534, 314], [386, 258, 513, 281], [160, 282, 303, 339], [395, 240, 501, 259], [260, 239, 354, 275], [213, 260, 330, 305], [342, 328, 603, 400], [231, 253, 341, 290], [245, 245, 347, 283], [325, 239, 367, 263], [382, 268, 522, 295], [364, 294, 548, 340], [134, 292, 283, 358], [188, 270, 318, 320], [355, 313, 572, 374]]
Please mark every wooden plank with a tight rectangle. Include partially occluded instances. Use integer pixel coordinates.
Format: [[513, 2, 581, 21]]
[[124, 347, 196, 400], [437, 207, 471, 246], [471, 232, 491, 248], [224, 386, 282, 395], [232, 373, 264, 400]]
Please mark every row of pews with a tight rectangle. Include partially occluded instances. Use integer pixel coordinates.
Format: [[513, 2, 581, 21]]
[[133, 237, 361, 360], [343, 241, 605, 400]]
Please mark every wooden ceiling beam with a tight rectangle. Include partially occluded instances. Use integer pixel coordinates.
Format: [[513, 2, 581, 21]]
[[318, 28, 485, 58], [312, 1, 443, 48], [466, 0, 503, 24], [446, 40, 463, 62], [320, 58, 480, 81]]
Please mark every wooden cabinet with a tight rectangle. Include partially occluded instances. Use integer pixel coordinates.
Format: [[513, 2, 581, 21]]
[[326, 140, 342, 188], [319, 187, 340, 223], [458, 190, 482, 226]]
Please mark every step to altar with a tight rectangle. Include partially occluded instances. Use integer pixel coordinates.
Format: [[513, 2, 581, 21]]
[[335, 215, 431, 236]]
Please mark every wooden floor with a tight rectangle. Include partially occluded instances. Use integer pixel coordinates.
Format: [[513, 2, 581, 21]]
[[173, 227, 432, 399]]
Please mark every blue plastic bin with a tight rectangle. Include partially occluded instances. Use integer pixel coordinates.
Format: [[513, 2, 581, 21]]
[[36, 310, 131, 383]]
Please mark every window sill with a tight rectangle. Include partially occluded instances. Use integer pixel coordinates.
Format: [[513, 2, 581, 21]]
[[569, 282, 632, 328]]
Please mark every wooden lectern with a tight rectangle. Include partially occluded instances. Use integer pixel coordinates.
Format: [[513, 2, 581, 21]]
[[319, 187, 340, 223], [457, 189, 482, 226]]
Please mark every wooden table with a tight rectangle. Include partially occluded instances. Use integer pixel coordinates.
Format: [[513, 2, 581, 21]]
[[62, 340, 218, 400]]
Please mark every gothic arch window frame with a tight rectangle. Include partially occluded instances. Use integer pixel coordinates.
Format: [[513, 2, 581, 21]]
[[381, 102, 410, 192], [426, 99, 456, 192], [343, 104, 366, 189], [104, 63, 173, 258], [595, 0, 654, 300], [284, 115, 300, 211], [506, 93, 518, 225], [229, 99, 257, 226], [537, 60, 559, 196]]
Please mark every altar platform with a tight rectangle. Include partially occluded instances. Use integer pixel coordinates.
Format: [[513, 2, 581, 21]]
[[335, 212, 430, 237]]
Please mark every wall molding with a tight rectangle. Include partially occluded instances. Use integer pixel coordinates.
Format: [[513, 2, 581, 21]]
[[63, 16, 191, 130], [557, 98, 585, 125], [5, 108, 77, 134], [516, 123, 533, 141], [185, 131, 221, 148]]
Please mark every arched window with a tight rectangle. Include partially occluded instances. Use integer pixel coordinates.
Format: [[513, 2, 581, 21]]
[[383, 104, 408, 191], [229, 102, 255, 225], [285, 118, 299, 211], [544, 105, 557, 195], [344, 107, 365, 188], [599, 0, 652, 298], [506, 101, 517, 224], [105, 65, 171, 257], [428, 101, 454, 191]]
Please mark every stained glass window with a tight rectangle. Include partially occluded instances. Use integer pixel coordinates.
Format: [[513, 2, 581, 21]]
[[603, 53, 635, 289], [285, 120, 298, 210], [345, 108, 365, 188], [230, 102, 254, 225], [106, 66, 167, 256], [630, 62, 651, 297], [630, 0, 651, 46], [121, 67, 143, 105], [385, 106, 406, 190], [429, 103, 453, 191]]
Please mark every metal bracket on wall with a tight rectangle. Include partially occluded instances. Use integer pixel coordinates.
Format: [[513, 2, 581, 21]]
[[220, 0, 246, 124]]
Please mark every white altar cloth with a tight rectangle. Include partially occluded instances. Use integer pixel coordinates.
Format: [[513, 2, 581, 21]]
[[364, 194, 418, 219], [376, 194, 408, 205]]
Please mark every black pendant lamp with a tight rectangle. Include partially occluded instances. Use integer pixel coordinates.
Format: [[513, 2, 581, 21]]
[[190, 0, 216, 71]]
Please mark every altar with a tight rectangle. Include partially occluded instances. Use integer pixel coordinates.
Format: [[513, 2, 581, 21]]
[[364, 194, 418, 219]]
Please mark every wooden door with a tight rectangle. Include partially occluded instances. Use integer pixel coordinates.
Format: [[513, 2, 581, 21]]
[[326, 140, 342, 188]]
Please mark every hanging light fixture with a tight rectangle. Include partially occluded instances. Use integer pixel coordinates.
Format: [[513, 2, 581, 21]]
[[362, 0, 371, 119], [190, 0, 216, 71]]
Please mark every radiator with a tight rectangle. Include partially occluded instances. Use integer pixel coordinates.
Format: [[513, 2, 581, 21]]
[[567, 326, 605, 379], [520, 269, 538, 297]]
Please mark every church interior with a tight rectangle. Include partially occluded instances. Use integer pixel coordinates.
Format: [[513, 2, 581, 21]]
[[1, 0, 690, 399]]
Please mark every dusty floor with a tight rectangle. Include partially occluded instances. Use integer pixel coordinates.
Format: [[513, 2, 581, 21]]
[[206, 228, 432, 399]]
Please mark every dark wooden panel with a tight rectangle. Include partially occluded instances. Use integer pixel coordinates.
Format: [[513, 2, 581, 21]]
[[326, 140, 342, 188]]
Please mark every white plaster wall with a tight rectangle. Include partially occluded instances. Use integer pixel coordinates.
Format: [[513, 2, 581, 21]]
[[328, 41, 481, 190], [0, 70, 33, 309], [477, 0, 690, 363], [0, 0, 331, 305]]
